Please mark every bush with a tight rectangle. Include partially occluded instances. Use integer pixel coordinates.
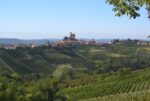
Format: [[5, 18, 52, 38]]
[[119, 68, 131, 76]]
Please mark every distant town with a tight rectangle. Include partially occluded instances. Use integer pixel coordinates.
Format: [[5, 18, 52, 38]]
[[0, 32, 150, 50], [51, 32, 111, 47]]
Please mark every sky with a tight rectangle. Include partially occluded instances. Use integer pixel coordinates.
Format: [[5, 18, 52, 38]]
[[0, 0, 150, 39]]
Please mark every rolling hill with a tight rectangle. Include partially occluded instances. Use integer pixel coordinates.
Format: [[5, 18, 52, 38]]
[[0, 40, 150, 101], [0, 47, 94, 75]]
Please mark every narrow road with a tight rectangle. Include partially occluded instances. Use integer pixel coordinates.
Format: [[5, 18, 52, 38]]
[[72, 49, 88, 60], [0, 58, 15, 73]]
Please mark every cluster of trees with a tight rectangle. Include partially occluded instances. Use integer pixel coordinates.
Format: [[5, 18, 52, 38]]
[[0, 74, 66, 101], [112, 39, 139, 45], [0, 64, 74, 101], [106, 0, 150, 19]]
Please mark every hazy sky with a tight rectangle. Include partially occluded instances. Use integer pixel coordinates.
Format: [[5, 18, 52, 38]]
[[0, 0, 150, 39]]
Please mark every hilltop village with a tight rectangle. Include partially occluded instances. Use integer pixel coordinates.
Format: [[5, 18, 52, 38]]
[[52, 32, 98, 46], [0, 32, 150, 50], [0, 32, 111, 50]]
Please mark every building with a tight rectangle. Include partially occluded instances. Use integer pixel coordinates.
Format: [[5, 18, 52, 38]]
[[63, 32, 77, 41], [2, 44, 17, 50], [52, 32, 96, 46], [137, 41, 150, 45], [85, 39, 96, 45], [69, 32, 76, 40]]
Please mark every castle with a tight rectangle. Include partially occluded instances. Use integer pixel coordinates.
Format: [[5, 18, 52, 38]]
[[52, 32, 96, 46], [63, 32, 77, 41]]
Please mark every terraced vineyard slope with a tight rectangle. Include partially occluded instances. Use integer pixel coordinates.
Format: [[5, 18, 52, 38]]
[[58, 68, 150, 101]]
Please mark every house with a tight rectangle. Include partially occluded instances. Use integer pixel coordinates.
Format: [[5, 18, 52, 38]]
[[137, 41, 150, 45], [3, 44, 17, 50], [84, 39, 96, 45]]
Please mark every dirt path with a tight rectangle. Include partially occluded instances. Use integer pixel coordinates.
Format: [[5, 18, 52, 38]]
[[0, 58, 15, 73]]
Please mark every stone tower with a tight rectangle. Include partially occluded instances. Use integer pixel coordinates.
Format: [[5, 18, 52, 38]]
[[69, 32, 76, 40]]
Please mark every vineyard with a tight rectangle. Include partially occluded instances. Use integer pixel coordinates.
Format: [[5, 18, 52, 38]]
[[58, 68, 150, 101], [0, 41, 150, 101], [80, 90, 150, 101]]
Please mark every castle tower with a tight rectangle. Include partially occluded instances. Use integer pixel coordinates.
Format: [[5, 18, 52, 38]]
[[69, 32, 76, 40]]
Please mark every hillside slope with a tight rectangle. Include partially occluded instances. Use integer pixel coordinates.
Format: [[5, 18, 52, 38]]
[[0, 41, 150, 75], [0, 47, 93, 74], [58, 68, 150, 101]]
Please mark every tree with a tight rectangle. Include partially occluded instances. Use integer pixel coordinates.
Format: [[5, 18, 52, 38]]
[[52, 64, 73, 80], [106, 0, 150, 19]]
